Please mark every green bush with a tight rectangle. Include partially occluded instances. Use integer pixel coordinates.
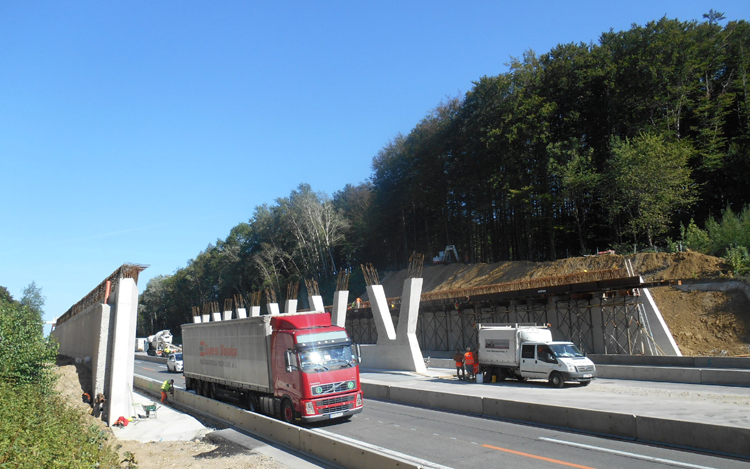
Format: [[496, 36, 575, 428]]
[[0, 382, 120, 468], [725, 245, 750, 276]]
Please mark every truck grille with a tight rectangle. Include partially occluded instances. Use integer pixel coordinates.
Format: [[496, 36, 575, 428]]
[[319, 403, 353, 414], [318, 395, 352, 406], [311, 380, 355, 396]]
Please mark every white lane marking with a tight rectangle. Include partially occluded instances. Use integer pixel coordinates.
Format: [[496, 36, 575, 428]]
[[539, 437, 718, 469], [314, 428, 453, 469], [158, 365, 167, 368]]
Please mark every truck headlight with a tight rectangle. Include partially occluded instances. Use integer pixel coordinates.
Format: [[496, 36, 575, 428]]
[[356, 393, 362, 407], [305, 402, 315, 415]]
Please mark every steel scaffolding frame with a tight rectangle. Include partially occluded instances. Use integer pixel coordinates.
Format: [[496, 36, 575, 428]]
[[554, 297, 596, 353]]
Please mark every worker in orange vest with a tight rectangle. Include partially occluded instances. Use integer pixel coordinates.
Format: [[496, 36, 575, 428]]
[[453, 349, 465, 380], [463, 347, 475, 381]]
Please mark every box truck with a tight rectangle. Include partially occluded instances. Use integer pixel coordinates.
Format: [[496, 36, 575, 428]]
[[477, 323, 596, 387], [182, 312, 363, 423]]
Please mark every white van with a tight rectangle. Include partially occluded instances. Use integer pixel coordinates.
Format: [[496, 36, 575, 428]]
[[477, 323, 596, 387]]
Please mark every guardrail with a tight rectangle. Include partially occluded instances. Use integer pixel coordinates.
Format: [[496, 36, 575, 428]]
[[359, 381, 750, 459], [133, 376, 424, 469]]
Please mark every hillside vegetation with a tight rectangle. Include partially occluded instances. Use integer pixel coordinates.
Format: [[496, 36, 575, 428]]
[[138, 13, 750, 342]]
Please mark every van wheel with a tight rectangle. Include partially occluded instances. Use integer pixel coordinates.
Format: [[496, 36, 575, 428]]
[[550, 372, 564, 388], [281, 399, 295, 424]]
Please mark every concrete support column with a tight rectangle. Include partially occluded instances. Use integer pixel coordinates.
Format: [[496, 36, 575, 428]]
[[237, 308, 247, 319], [223, 310, 232, 321], [249, 306, 261, 317], [201, 313, 210, 323], [308, 295, 325, 313], [331, 290, 349, 328], [397, 278, 426, 372], [641, 288, 681, 356], [91, 304, 111, 398], [366, 285, 396, 343], [212, 312, 222, 322], [268, 303, 280, 316], [284, 299, 298, 315], [107, 278, 137, 426], [193, 316, 202, 323]]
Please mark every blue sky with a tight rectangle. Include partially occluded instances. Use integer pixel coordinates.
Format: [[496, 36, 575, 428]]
[[1, 1, 747, 333]]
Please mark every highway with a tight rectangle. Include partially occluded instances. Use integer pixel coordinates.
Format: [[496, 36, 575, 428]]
[[134, 359, 750, 469]]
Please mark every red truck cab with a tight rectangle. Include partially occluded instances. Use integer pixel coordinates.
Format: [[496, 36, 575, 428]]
[[271, 313, 363, 422]]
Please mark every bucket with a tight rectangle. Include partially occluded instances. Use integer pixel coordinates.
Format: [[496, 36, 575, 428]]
[[492, 375, 497, 383], [476, 373, 484, 384]]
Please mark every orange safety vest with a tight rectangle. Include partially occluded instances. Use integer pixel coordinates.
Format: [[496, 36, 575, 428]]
[[454, 352, 463, 367], [473, 362, 480, 374], [464, 352, 475, 366]]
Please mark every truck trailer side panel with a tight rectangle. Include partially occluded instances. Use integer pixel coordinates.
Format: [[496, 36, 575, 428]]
[[182, 316, 273, 393]]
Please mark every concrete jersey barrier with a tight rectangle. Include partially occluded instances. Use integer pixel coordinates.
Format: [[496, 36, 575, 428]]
[[133, 376, 423, 469], [361, 380, 750, 459]]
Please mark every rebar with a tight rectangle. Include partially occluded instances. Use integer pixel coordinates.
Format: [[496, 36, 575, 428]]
[[336, 270, 350, 291], [408, 252, 425, 279], [361, 263, 380, 286], [286, 281, 300, 301], [304, 279, 320, 296]]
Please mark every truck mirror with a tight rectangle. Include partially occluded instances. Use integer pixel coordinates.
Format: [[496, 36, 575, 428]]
[[284, 350, 297, 372], [354, 344, 362, 363]]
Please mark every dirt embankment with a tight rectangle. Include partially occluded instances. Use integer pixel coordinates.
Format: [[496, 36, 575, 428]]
[[53, 359, 284, 469], [378, 252, 750, 357]]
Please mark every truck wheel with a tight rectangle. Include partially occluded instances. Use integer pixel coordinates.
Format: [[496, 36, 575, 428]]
[[496, 369, 506, 382], [281, 399, 295, 424], [245, 394, 258, 412], [550, 371, 564, 388]]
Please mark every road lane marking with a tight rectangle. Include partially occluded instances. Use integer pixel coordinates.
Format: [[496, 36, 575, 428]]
[[539, 438, 718, 469], [314, 428, 452, 469], [142, 367, 156, 371], [483, 444, 596, 469]]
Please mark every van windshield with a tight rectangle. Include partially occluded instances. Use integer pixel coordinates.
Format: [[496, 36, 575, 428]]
[[549, 343, 585, 358], [298, 345, 356, 372]]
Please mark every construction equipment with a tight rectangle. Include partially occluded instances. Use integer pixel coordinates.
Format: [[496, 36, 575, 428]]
[[146, 330, 178, 356], [433, 245, 459, 264]]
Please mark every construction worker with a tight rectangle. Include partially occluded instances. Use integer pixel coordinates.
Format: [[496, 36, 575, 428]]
[[463, 347, 475, 381], [161, 379, 174, 403], [453, 349, 465, 380]]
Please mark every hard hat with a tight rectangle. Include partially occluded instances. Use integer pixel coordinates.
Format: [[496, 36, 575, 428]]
[[466, 346, 471, 351]]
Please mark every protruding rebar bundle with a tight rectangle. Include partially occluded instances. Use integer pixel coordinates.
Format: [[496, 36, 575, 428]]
[[305, 279, 320, 296], [286, 281, 300, 301], [361, 263, 379, 286], [265, 288, 277, 304], [336, 270, 350, 291], [234, 294, 245, 308], [408, 252, 424, 279]]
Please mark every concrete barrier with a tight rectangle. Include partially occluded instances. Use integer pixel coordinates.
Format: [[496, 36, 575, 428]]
[[636, 416, 750, 458], [134, 354, 167, 365], [596, 365, 702, 384], [361, 381, 390, 400], [133, 376, 414, 467], [389, 386, 483, 415], [482, 397, 637, 439], [299, 428, 421, 469], [590, 354, 750, 370], [700, 368, 750, 386]]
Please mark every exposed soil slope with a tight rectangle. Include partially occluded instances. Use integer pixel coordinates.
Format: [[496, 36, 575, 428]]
[[377, 252, 750, 357]]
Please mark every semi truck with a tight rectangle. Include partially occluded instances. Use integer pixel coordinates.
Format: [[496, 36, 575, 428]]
[[182, 312, 363, 423], [477, 323, 596, 387]]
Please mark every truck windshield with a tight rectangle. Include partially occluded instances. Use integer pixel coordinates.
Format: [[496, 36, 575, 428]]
[[298, 345, 355, 372], [549, 343, 585, 358]]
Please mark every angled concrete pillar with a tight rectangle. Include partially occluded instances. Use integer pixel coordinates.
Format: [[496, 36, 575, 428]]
[[91, 304, 111, 399], [237, 307, 247, 319], [284, 299, 298, 314], [360, 279, 425, 372], [250, 306, 261, 317], [366, 285, 396, 342], [223, 310, 232, 321], [641, 288, 681, 356], [268, 303, 280, 316], [308, 295, 325, 313], [212, 312, 222, 322], [201, 313, 210, 323], [332, 290, 349, 328], [193, 315, 202, 323]]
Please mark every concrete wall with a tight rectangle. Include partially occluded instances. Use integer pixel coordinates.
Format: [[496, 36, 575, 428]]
[[52, 303, 111, 397], [53, 277, 140, 427]]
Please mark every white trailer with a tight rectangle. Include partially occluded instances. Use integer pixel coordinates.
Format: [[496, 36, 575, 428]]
[[477, 323, 596, 387]]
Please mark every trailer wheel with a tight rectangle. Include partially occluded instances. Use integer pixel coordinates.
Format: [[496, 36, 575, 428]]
[[281, 399, 295, 424], [245, 393, 258, 412], [550, 371, 564, 388], [209, 382, 217, 400], [195, 380, 203, 396]]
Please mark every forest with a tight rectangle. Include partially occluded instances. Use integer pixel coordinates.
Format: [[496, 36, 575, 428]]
[[138, 14, 750, 336]]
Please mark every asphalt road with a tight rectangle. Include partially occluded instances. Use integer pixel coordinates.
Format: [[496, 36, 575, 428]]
[[134, 360, 750, 469]]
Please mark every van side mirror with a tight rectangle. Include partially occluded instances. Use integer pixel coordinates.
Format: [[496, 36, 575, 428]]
[[285, 350, 297, 372]]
